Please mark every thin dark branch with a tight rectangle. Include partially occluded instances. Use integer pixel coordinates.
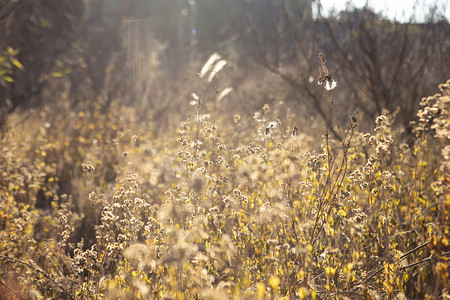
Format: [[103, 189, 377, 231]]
[[355, 266, 384, 288], [400, 255, 433, 270], [0, 0, 23, 22], [400, 241, 429, 260]]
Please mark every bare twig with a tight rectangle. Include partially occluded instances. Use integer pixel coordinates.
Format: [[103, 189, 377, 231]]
[[310, 53, 349, 246], [400, 241, 429, 260], [0, 0, 23, 22], [354, 266, 384, 289], [400, 255, 433, 270], [316, 290, 365, 298]]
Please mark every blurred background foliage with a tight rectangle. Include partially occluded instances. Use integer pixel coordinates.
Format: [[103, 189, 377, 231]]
[[0, 0, 448, 133]]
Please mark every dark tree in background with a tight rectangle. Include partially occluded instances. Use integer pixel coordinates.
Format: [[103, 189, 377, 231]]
[[0, 0, 128, 119], [316, 8, 449, 130], [237, 1, 449, 133], [0, 0, 84, 109]]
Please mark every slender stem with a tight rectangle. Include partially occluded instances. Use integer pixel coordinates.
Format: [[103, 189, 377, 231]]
[[400, 255, 433, 270], [400, 241, 429, 260]]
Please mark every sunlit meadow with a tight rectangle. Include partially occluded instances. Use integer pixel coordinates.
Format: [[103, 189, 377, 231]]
[[0, 53, 449, 299]]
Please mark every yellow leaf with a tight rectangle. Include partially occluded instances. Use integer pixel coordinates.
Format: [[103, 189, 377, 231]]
[[268, 276, 280, 291], [298, 287, 308, 299], [11, 58, 24, 70], [432, 235, 438, 246], [325, 267, 336, 277], [257, 282, 265, 300], [382, 281, 393, 297], [6, 47, 19, 56], [3, 76, 13, 82]]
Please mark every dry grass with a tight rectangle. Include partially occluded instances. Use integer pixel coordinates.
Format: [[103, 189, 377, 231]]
[[0, 54, 449, 299]]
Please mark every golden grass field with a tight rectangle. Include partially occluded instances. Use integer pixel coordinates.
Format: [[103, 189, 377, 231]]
[[0, 54, 449, 299]]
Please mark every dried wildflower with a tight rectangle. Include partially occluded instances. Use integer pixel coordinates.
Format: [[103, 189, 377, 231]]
[[253, 112, 262, 122], [82, 161, 95, 172], [375, 140, 390, 155], [318, 53, 337, 91], [89, 191, 100, 204], [348, 170, 363, 183], [350, 111, 358, 128], [219, 175, 228, 183], [177, 136, 189, 145], [265, 121, 278, 136], [181, 121, 189, 131], [339, 190, 350, 199], [325, 79, 337, 91], [375, 115, 387, 125], [317, 251, 326, 263], [216, 143, 226, 151], [222, 196, 235, 208], [262, 104, 270, 116], [362, 133, 371, 141], [292, 124, 299, 136], [233, 114, 241, 124]]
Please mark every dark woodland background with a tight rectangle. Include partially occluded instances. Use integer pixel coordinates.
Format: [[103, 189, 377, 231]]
[[1, 0, 448, 133]]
